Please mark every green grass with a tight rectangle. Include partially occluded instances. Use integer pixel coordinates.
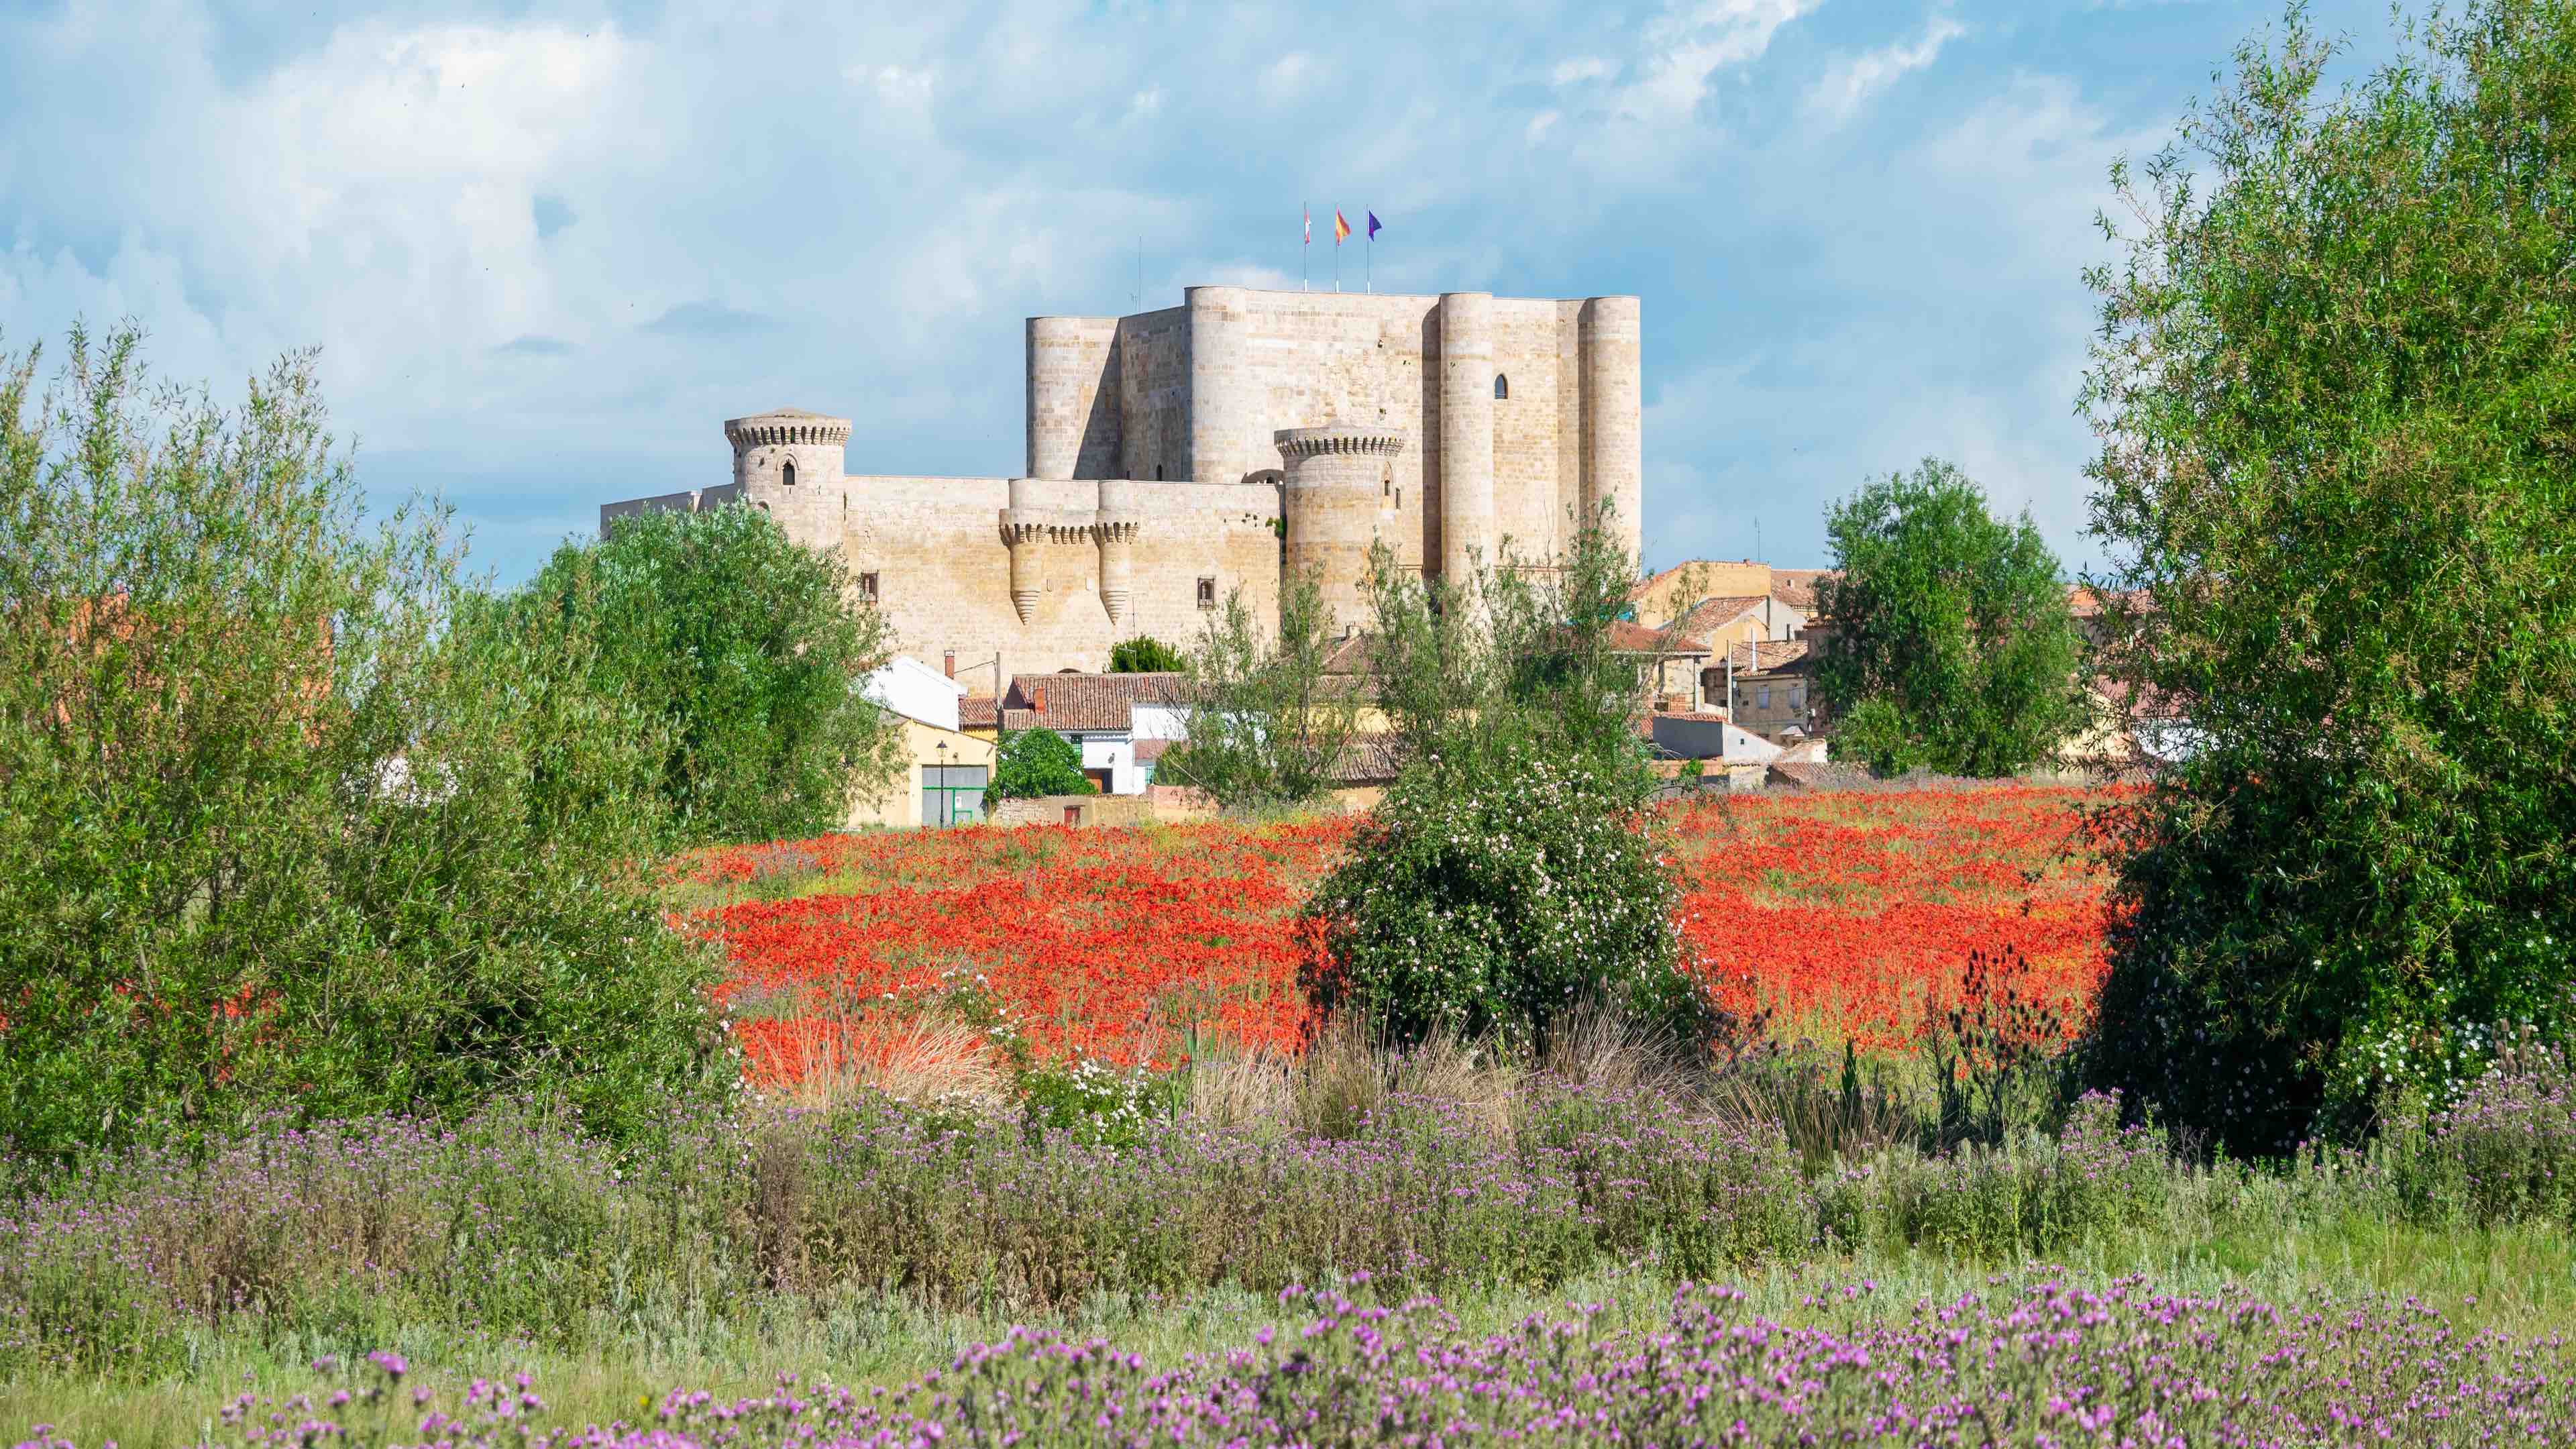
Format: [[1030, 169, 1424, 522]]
[[17, 1218, 2574, 1449]]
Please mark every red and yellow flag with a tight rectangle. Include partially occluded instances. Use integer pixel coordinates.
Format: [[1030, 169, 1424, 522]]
[[1332, 210, 1352, 244]]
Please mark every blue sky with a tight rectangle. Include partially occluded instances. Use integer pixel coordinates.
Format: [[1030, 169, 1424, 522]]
[[1, 0, 2404, 585]]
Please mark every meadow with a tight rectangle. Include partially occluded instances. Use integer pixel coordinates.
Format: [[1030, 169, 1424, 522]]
[[686, 786, 2112, 1089], [15, 786, 2576, 1446]]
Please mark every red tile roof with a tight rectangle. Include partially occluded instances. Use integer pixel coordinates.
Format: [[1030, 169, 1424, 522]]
[[1000, 672, 1191, 733], [1604, 621, 1712, 655], [1726, 639, 1813, 673], [2068, 585, 2151, 619], [1669, 595, 1770, 644], [958, 696, 999, 729]]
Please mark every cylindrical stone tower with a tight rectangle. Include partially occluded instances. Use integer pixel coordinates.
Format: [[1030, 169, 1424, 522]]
[[1187, 286, 1253, 485], [1026, 317, 1118, 480], [1002, 476, 1044, 625], [1578, 297, 1644, 563], [1437, 292, 1496, 587], [1277, 425, 1407, 630], [724, 409, 849, 545], [1094, 478, 1141, 627]]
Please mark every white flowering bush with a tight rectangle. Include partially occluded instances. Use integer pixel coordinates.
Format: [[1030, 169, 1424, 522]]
[[1020, 1055, 1173, 1148], [1302, 739, 1711, 1055]]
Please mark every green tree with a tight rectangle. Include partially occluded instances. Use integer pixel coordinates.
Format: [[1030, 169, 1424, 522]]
[[1107, 635, 1186, 673], [1303, 739, 1700, 1055], [1159, 569, 1359, 812], [990, 727, 1093, 800], [2077, 0, 2576, 1153], [1815, 458, 2087, 777], [512, 504, 902, 847], [1365, 506, 1658, 777], [1303, 510, 1714, 1053], [0, 325, 723, 1161]]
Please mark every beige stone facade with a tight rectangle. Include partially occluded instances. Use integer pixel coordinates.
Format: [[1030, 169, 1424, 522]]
[[602, 285, 1645, 682]]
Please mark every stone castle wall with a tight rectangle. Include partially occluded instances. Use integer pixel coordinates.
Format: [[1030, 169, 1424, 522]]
[[601, 284, 1640, 687], [796, 472, 1279, 686], [1030, 288, 1642, 574]]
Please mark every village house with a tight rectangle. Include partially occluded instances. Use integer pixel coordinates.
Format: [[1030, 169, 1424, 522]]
[[996, 672, 1191, 795], [1720, 639, 1823, 742], [848, 655, 1000, 828]]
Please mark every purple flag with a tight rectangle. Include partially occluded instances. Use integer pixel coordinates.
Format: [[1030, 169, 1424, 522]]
[[1366, 211, 1382, 239]]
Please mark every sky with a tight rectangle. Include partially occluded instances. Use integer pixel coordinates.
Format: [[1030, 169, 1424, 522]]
[[0, 0, 2408, 586]]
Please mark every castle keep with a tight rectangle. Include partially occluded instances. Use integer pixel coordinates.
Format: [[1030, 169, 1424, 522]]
[[600, 286, 1644, 684]]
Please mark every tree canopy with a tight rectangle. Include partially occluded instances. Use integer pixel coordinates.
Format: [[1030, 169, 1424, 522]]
[[1815, 458, 2086, 777], [0, 325, 722, 1160], [1159, 569, 1359, 812], [511, 504, 902, 847], [990, 727, 1093, 800], [1108, 635, 1187, 673], [2077, 0, 2576, 1152]]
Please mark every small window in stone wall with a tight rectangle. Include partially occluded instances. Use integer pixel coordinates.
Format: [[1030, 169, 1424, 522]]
[[1196, 576, 1216, 608], [1156, 464, 1165, 480], [858, 572, 879, 603], [1758, 684, 1772, 710], [782, 460, 798, 487], [1495, 374, 1509, 400]]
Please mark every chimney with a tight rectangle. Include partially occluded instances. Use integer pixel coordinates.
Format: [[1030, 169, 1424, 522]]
[[1032, 682, 1048, 714], [944, 651, 956, 678]]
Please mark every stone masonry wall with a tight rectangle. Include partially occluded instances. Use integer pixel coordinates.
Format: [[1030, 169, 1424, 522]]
[[599, 285, 1641, 710], [827, 474, 1281, 686]]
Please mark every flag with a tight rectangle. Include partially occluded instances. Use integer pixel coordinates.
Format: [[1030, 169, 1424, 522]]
[[1303, 207, 1311, 246], [1333, 210, 1351, 244], [1367, 211, 1381, 239]]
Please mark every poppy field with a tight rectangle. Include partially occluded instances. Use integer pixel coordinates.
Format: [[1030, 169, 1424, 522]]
[[688, 786, 2115, 1085]]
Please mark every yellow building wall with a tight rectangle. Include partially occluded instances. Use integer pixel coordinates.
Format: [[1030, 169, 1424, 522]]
[[1633, 561, 1772, 629], [846, 716, 1000, 829]]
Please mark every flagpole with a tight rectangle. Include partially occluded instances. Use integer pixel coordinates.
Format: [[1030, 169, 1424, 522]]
[[1366, 209, 1373, 294], [1301, 202, 1309, 292]]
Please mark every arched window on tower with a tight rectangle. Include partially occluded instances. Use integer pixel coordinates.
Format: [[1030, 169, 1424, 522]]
[[782, 459, 798, 487], [1494, 373, 1510, 400]]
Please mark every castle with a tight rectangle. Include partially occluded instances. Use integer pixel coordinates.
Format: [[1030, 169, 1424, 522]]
[[600, 286, 1644, 686]]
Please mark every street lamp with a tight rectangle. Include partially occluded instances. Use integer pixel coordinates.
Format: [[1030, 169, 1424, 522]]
[[933, 740, 950, 826]]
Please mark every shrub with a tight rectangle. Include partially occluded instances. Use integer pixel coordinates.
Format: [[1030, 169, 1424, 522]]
[[1302, 739, 1707, 1055], [510, 502, 902, 847], [1307, 511, 1710, 1053], [1107, 635, 1186, 673], [1160, 568, 1358, 812], [0, 325, 724, 1163], [2381, 1025, 2576, 1230], [989, 727, 1092, 800], [1020, 1057, 1175, 1148], [2078, 0, 2576, 1152]]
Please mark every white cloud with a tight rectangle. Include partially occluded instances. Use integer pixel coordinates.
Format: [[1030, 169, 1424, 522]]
[[0, 0, 2282, 584], [1624, 0, 1821, 124], [852, 62, 937, 107], [1804, 15, 1967, 127], [1260, 52, 1311, 101]]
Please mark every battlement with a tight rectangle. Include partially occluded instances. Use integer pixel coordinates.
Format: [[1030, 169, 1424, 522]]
[[723, 410, 851, 449], [600, 282, 1643, 688]]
